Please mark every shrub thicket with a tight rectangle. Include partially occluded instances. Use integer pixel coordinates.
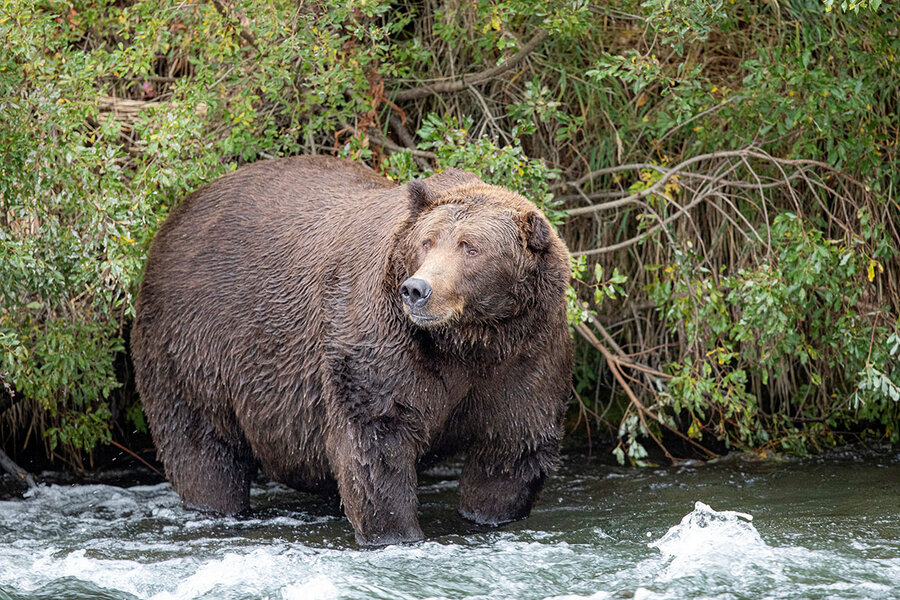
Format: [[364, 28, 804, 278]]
[[1, 0, 897, 466]]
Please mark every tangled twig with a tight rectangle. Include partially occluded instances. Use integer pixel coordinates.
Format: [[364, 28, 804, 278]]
[[574, 321, 718, 463]]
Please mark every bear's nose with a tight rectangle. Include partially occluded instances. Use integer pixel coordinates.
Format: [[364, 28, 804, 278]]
[[400, 277, 432, 308]]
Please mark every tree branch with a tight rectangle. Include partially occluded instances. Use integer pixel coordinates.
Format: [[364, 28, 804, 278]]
[[210, 0, 258, 50], [575, 322, 718, 461], [365, 126, 438, 161], [0, 448, 37, 491], [559, 148, 866, 202], [392, 29, 549, 101], [562, 148, 867, 219], [571, 158, 743, 256], [389, 114, 433, 169]]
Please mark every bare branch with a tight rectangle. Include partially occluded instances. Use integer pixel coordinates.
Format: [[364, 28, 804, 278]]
[[574, 322, 718, 461], [562, 148, 867, 219], [563, 151, 750, 217], [572, 157, 742, 256]]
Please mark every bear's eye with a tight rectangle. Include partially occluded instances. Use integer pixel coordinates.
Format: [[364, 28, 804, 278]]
[[421, 239, 432, 251], [462, 242, 479, 257]]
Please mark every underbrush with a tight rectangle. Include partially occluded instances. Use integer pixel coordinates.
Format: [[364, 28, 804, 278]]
[[0, 0, 897, 467]]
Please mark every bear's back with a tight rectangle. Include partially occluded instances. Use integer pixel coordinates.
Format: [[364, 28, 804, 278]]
[[137, 156, 400, 333], [153, 156, 397, 258]]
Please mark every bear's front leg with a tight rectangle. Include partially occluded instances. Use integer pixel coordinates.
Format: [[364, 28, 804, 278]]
[[457, 343, 569, 526], [458, 438, 558, 526], [327, 419, 424, 547]]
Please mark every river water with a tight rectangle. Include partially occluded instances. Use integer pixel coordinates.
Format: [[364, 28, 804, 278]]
[[0, 450, 898, 600]]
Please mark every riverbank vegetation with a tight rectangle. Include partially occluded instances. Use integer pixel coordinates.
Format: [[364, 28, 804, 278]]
[[1, 0, 897, 469]]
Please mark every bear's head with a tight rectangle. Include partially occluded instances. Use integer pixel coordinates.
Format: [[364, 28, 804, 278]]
[[397, 178, 569, 329]]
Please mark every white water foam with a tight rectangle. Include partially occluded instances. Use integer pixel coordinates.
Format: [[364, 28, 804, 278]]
[[0, 481, 589, 600], [648, 501, 779, 582], [650, 501, 761, 555], [280, 575, 341, 600], [2, 475, 899, 600]]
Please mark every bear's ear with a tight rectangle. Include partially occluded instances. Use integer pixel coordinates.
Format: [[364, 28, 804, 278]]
[[520, 210, 552, 253], [407, 180, 436, 216]]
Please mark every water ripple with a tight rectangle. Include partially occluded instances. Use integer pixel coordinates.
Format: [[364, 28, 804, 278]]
[[1, 457, 898, 600]]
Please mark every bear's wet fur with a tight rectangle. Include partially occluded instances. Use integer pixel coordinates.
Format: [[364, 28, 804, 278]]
[[131, 156, 572, 546]]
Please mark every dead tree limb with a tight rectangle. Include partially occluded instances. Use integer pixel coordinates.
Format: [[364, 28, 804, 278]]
[[389, 114, 433, 170], [0, 448, 37, 491], [564, 150, 760, 217], [560, 148, 868, 214]]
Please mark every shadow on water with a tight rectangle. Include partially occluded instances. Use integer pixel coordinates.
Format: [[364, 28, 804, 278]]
[[1, 449, 898, 600]]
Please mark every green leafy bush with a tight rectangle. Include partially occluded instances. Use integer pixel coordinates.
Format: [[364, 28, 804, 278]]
[[0, 0, 897, 466], [643, 212, 898, 454]]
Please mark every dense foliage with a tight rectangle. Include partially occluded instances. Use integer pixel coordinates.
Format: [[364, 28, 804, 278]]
[[1, 0, 897, 466]]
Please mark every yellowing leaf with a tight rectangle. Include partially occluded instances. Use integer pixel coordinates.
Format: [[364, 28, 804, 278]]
[[688, 420, 702, 440], [664, 181, 680, 198]]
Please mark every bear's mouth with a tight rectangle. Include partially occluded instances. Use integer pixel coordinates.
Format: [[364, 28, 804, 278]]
[[405, 310, 453, 327], [408, 312, 439, 325]]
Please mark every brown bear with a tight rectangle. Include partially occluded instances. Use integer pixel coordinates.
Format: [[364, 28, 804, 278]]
[[131, 155, 572, 546]]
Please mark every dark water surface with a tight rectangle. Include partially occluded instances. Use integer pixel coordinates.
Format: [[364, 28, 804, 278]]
[[1, 451, 898, 600]]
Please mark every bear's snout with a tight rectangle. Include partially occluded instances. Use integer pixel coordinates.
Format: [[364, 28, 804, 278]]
[[400, 277, 432, 310]]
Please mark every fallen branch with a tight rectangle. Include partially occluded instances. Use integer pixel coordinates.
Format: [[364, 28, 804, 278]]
[[575, 322, 675, 463], [0, 448, 37, 491], [586, 314, 671, 381], [392, 29, 549, 101]]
